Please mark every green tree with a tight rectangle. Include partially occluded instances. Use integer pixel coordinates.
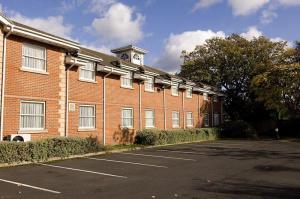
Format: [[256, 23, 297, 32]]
[[179, 34, 288, 121]]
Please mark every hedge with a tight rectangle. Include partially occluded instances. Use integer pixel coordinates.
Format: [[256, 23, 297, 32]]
[[134, 128, 219, 145], [0, 137, 104, 164], [219, 120, 257, 138]]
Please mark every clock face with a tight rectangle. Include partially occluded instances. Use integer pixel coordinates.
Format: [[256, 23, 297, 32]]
[[133, 53, 140, 60], [120, 53, 129, 60]]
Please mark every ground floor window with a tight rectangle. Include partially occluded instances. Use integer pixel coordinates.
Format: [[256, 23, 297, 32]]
[[172, 111, 180, 128], [204, 113, 210, 127], [79, 105, 95, 129], [145, 109, 155, 128], [186, 112, 193, 127], [122, 108, 133, 128], [214, 113, 220, 126], [20, 101, 45, 130]]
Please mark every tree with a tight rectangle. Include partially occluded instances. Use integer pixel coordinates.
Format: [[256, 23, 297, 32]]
[[179, 34, 289, 122]]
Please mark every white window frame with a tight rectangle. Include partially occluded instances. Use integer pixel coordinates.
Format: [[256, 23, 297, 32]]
[[203, 93, 208, 101], [213, 96, 218, 102], [79, 62, 96, 82], [121, 71, 133, 88], [121, 108, 134, 128], [186, 88, 192, 98], [171, 84, 179, 96], [172, 111, 180, 128], [145, 76, 154, 92], [22, 43, 47, 72], [20, 101, 45, 131], [204, 113, 210, 127], [145, 109, 155, 128], [79, 105, 96, 129], [186, 112, 193, 127]]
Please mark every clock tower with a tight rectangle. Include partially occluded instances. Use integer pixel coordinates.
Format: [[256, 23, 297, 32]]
[[111, 45, 148, 66]]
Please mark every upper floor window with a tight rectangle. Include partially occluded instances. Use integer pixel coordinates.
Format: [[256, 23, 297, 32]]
[[145, 77, 154, 92], [121, 71, 133, 88], [213, 96, 218, 102], [186, 88, 192, 98], [171, 85, 179, 96], [203, 93, 208, 101], [22, 43, 46, 72], [20, 101, 45, 130], [79, 62, 96, 82]]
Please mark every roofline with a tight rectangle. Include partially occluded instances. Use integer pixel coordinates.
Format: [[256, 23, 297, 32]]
[[111, 45, 148, 54]]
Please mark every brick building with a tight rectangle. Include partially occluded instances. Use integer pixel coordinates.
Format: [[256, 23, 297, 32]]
[[0, 14, 224, 144]]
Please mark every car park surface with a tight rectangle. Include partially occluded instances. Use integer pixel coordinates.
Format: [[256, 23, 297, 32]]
[[0, 140, 299, 199]]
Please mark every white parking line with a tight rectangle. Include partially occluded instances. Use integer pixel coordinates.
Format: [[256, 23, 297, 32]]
[[121, 152, 196, 161], [86, 157, 168, 168], [187, 144, 241, 149], [0, 178, 61, 194], [36, 163, 127, 179], [158, 149, 206, 155]]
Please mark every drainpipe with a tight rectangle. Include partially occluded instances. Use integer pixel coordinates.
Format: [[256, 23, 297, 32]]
[[0, 25, 13, 141], [163, 86, 166, 130], [220, 98, 223, 124], [182, 90, 185, 129], [138, 82, 142, 130], [103, 69, 113, 146], [197, 94, 200, 127], [211, 97, 214, 127], [65, 62, 76, 137]]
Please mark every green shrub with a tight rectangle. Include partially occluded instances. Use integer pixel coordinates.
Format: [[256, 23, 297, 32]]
[[0, 137, 104, 164], [134, 128, 219, 145], [220, 121, 257, 138]]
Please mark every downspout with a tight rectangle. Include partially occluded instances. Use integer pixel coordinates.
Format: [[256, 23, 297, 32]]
[[0, 25, 13, 141], [65, 62, 76, 137], [220, 98, 223, 124], [197, 94, 200, 127], [103, 69, 113, 146], [211, 97, 214, 127], [163, 86, 166, 130], [138, 82, 142, 130]]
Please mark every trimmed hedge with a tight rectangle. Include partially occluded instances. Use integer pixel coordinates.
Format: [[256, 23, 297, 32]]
[[0, 137, 104, 164], [134, 128, 219, 145]]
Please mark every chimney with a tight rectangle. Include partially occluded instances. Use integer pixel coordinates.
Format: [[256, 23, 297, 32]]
[[111, 45, 148, 66]]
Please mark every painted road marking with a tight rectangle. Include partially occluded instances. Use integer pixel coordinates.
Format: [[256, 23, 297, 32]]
[[121, 152, 196, 161], [187, 144, 241, 149], [37, 163, 127, 179], [0, 178, 61, 194], [86, 157, 168, 168], [158, 149, 206, 155]]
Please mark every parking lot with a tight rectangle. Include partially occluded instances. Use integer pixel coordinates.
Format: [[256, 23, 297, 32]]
[[0, 140, 299, 199]]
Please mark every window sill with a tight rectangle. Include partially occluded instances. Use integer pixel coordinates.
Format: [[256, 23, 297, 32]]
[[121, 86, 134, 90], [78, 128, 97, 132], [20, 68, 49, 75], [18, 129, 48, 134], [121, 127, 134, 130], [171, 94, 179, 97], [78, 79, 97, 84], [172, 126, 180, 129], [145, 90, 155, 93], [145, 126, 155, 129], [186, 96, 192, 99]]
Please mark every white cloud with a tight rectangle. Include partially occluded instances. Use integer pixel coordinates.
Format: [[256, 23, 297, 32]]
[[89, 2, 145, 45], [240, 26, 263, 40], [228, 0, 270, 16], [278, 0, 300, 6], [87, 0, 116, 15], [192, 0, 223, 11], [260, 5, 278, 24], [155, 30, 225, 72], [9, 12, 73, 39]]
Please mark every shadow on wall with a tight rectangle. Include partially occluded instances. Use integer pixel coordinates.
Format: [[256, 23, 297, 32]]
[[113, 126, 135, 144]]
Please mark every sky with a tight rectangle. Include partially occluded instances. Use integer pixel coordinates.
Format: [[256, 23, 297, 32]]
[[0, 0, 299, 72]]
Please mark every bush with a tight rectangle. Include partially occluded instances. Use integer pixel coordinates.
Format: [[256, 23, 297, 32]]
[[134, 128, 219, 145], [0, 137, 104, 164], [220, 121, 257, 138]]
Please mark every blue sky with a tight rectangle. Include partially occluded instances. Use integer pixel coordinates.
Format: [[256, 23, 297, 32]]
[[0, 0, 299, 72]]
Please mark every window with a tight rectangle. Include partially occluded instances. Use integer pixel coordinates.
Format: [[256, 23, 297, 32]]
[[213, 96, 218, 102], [204, 113, 210, 127], [79, 62, 95, 82], [122, 108, 133, 128], [145, 77, 154, 92], [186, 112, 193, 127], [22, 43, 46, 72], [145, 109, 155, 128], [186, 88, 192, 98], [203, 93, 208, 101], [171, 85, 178, 96], [20, 101, 45, 130], [172, 111, 180, 128], [214, 114, 220, 126], [79, 105, 95, 129], [121, 72, 133, 88]]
